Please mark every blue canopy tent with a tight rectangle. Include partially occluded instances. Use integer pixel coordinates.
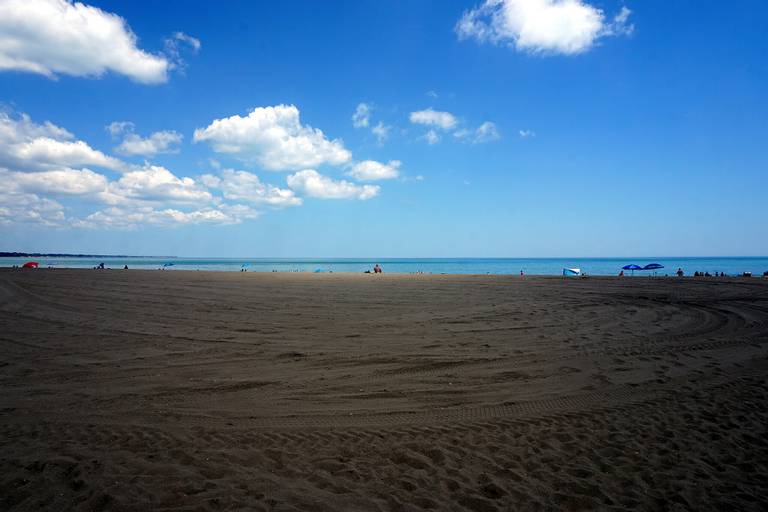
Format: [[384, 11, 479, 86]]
[[622, 264, 643, 276]]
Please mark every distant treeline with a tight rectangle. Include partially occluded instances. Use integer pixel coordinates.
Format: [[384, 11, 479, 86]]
[[0, 252, 136, 258]]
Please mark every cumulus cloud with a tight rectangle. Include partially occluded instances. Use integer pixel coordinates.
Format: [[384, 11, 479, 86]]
[[116, 130, 183, 157], [100, 165, 212, 206], [0, 112, 125, 172], [474, 121, 500, 143], [105, 121, 134, 137], [409, 108, 458, 130], [0, 112, 290, 229], [106, 121, 182, 157], [0, 0, 171, 83], [519, 129, 535, 138], [193, 104, 352, 171], [201, 168, 301, 207], [456, 0, 633, 55], [73, 204, 256, 230], [1, 168, 108, 196], [346, 160, 401, 181], [0, 188, 66, 226], [352, 103, 371, 128], [287, 170, 379, 200]]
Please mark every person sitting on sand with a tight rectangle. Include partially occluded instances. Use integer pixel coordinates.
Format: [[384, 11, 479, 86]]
[[676, 268, 684, 277], [374, 264, 382, 274], [124, 265, 128, 270]]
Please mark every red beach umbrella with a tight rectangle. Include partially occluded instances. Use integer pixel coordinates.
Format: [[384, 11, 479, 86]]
[[22, 261, 39, 269]]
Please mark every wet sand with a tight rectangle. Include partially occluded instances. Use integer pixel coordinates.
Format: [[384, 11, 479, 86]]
[[1, 269, 767, 511]]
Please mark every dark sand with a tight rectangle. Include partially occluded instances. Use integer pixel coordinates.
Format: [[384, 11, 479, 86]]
[[1, 269, 767, 511]]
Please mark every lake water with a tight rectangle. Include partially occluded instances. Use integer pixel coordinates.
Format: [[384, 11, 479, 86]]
[[2, 257, 767, 276]]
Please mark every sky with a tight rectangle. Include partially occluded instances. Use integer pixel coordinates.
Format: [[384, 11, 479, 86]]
[[0, 0, 766, 257]]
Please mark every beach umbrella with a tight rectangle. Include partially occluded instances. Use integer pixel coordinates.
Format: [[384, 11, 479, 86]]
[[563, 268, 581, 277], [642, 262, 664, 277], [622, 264, 642, 276], [22, 261, 39, 269], [162, 262, 175, 268]]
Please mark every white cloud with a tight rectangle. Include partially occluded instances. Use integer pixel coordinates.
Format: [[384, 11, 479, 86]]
[[0, 112, 125, 172], [2, 168, 108, 196], [423, 129, 440, 145], [426, 90, 439, 99], [202, 168, 301, 207], [519, 129, 535, 138], [106, 121, 134, 137], [101, 165, 212, 206], [352, 103, 371, 128], [453, 128, 470, 140], [346, 160, 401, 181], [371, 122, 391, 144], [106, 121, 183, 157], [0, 0, 170, 83], [193, 104, 352, 171], [474, 121, 500, 143], [167, 31, 201, 53], [163, 31, 201, 73], [73, 204, 255, 230], [0, 189, 66, 226], [409, 108, 457, 130], [456, 0, 632, 55], [115, 130, 183, 157], [0, 113, 280, 229], [287, 169, 379, 200]]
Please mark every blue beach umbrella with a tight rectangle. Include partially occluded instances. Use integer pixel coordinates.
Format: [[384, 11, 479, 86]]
[[642, 263, 664, 276], [162, 262, 175, 268], [622, 264, 643, 276]]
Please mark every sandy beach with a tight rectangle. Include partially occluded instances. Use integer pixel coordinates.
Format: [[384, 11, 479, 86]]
[[1, 269, 767, 511]]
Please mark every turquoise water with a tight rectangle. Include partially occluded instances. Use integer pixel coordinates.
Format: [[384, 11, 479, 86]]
[[1, 257, 767, 276]]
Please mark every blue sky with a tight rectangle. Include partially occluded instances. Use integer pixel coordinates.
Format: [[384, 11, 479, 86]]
[[0, 0, 766, 257]]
